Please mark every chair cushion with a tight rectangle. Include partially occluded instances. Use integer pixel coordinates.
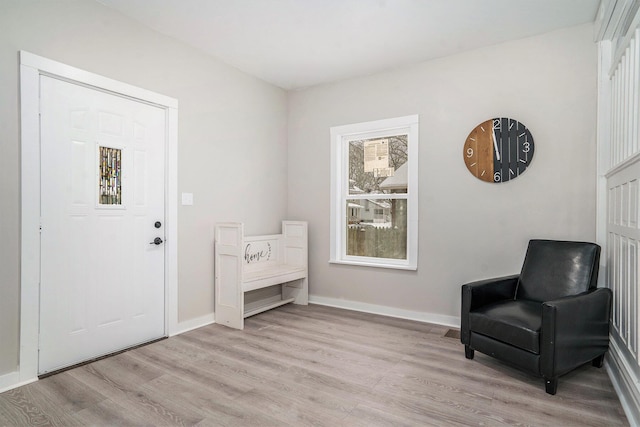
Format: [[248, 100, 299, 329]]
[[469, 300, 542, 354], [516, 240, 600, 302]]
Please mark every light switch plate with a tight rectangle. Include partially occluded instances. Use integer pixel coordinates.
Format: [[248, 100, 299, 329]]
[[181, 192, 193, 205]]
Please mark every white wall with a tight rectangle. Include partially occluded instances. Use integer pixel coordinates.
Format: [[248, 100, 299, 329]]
[[0, 0, 598, 384], [288, 24, 598, 323], [0, 0, 288, 377]]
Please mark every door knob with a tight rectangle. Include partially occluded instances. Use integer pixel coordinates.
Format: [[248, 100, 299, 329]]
[[150, 237, 163, 245]]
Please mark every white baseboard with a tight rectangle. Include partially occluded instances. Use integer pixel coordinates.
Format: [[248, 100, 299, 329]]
[[309, 295, 460, 328], [606, 339, 640, 426], [172, 313, 216, 336], [0, 370, 36, 394]]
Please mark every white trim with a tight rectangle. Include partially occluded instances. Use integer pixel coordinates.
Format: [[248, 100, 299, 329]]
[[309, 295, 460, 328], [328, 258, 418, 271], [605, 151, 640, 178], [173, 314, 216, 336], [606, 338, 640, 426], [20, 51, 177, 108], [0, 371, 36, 394], [19, 60, 40, 385], [596, 40, 613, 288], [19, 51, 179, 386], [610, 6, 640, 77], [594, 0, 620, 42], [166, 105, 179, 336], [329, 115, 419, 270]]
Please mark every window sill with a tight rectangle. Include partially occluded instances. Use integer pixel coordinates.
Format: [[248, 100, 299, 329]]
[[329, 258, 417, 271]]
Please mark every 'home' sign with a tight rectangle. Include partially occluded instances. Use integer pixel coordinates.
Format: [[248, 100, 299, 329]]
[[243, 240, 273, 265]]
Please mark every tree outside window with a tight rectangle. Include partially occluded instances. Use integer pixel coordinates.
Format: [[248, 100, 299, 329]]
[[330, 115, 418, 270], [346, 135, 408, 259]]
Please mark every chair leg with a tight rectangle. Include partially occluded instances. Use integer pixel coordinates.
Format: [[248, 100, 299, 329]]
[[545, 378, 558, 395], [592, 354, 605, 368], [464, 345, 474, 359]]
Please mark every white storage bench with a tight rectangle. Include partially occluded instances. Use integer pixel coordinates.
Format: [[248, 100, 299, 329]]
[[214, 221, 308, 329]]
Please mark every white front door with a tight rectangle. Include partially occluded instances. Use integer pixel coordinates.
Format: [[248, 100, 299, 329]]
[[38, 75, 166, 374]]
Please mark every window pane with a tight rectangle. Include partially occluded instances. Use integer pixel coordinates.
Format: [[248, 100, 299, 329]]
[[346, 198, 407, 260], [99, 146, 122, 205], [331, 114, 418, 270], [348, 135, 408, 195]]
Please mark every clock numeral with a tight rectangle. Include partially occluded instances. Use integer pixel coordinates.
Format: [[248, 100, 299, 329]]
[[522, 141, 530, 153], [494, 171, 501, 182], [466, 147, 474, 158]]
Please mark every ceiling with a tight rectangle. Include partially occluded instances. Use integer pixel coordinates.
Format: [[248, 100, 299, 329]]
[[96, 0, 601, 90]]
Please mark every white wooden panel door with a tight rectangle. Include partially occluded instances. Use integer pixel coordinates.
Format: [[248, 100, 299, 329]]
[[38, 75, 166, 374]]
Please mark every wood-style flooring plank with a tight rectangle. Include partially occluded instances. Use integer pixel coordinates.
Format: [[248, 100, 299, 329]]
[[0, 304, 629, 426], [138, 373, 288, 427]]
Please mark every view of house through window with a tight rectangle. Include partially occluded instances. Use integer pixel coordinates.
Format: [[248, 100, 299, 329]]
[[346, 135, 408, 259], [330, 114, 418, 270]]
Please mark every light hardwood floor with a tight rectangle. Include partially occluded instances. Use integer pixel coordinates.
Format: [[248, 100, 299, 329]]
[[0, 304, 629, 426]]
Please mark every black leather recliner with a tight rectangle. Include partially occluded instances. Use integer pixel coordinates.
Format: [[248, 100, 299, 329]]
[[460, 239, 612, 395]]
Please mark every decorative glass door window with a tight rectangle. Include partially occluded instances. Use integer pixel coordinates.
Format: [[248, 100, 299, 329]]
[[99, 146, 122, 205]]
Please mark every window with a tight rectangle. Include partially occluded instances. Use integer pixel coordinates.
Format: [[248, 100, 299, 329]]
[[98, 146, 122, 205], [330, 115, 419, 270]]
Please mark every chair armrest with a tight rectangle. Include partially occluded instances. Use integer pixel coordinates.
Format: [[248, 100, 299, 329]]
[[462, 274, 519, 311], [540, 287, 612, 378], [461, 274, 519, 344]]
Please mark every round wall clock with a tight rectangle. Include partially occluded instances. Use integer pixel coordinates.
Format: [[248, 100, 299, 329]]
[[463, 117, 534, 183]]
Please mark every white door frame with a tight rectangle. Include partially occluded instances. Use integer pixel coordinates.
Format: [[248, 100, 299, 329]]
[[19, 51, 179, 384]]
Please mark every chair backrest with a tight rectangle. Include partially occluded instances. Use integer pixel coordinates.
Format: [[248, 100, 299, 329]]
[[516, 239, 601, 302]]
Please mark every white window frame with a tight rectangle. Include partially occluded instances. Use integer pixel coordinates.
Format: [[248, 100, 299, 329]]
[[330, 115, 419, 270]]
